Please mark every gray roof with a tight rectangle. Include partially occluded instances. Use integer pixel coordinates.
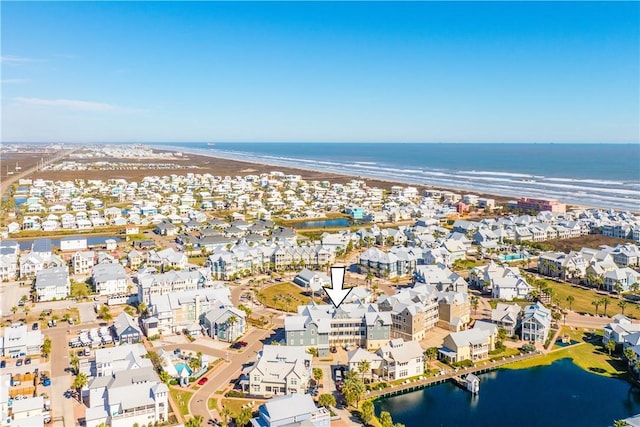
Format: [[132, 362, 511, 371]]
[[35, 266, 69, 289], [92, 263, 127, 282]]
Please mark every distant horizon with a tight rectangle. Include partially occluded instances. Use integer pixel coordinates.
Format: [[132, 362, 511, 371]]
[[2, 2, 638, 143], [4, 138, 640, 147]]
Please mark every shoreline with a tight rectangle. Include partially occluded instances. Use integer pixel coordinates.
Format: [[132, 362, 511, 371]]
[[151, 146, 600, 212]]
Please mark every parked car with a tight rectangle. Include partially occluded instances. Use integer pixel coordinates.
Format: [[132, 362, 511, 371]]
[[0, 360, 5, 368], [16, 359, 23, 367], [32, 323, 39, 330], [238, 341, 248, 347], [198, 377, 209, 386], [25, 358, 31, 365]]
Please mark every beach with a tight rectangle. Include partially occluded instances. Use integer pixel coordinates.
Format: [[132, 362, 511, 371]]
[[25, 148, 519, 207]]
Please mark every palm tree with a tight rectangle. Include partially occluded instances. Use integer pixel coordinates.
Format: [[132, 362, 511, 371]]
[[235, 407, 252, 427], [619, 300, 628, 315], [566, 295, 575, 311], [603, 297, 611, 317], [228, 315, 238, 342], [70, 356, 80, 375], [624, 347, 637, 366], [605, 340, 616, 356], [424, 347, 438, 369], [592, 299, 602, 316], [613, 420, 629, 427], [358, 360, 371, 382], [470, 296, 479, 315], [631, 282, 640, 295], [72, 373, 88, 402]]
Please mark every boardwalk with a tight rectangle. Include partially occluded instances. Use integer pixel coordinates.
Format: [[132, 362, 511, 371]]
[[366, 351, 542, 400]]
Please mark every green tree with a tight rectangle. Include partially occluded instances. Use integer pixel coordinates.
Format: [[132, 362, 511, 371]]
[[566, 295, 575, 311], [619, 300, 628, 315], [605, 340, 616, 356], [70, 356, 79, 374], [11, 306, 17, 315], [613, 420, 629, 427], [318, 393, 336, 408], [360, 400, 374, 425], [379, 411, 394, 427], [221, 406, 232, 427], [624, 347, 637, 366], [342, 371, 365, 408], [358, 360, 371, 382], [185, 415, 203, 427], [42, 337, 52, 359], [235, 407, 252, 427], [425, 347, 439, 369], [98, 305, 112, 320], [603, 297, 611, 317], [159, 370, 171, 384], [307, 347, 318, 358], [592, 299, 602, 316], [228, 315, 238, 341], [470, 296, 479, 314], [73, 373, 88, 402], [313, 367, 323, 382], [138, 302, 148, 316]]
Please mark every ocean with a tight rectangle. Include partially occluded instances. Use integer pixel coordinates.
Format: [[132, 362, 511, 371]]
[[152, 143, 640, 211]]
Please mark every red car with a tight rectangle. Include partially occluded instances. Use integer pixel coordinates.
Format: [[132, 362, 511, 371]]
[[198, 377, 208, 386]]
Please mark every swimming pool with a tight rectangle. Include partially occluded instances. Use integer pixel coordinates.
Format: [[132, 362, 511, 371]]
[[499, 253, 528, 262], [175, 363, 192, 376]]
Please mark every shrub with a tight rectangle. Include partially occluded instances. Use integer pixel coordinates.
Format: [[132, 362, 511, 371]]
[[225, 390, 245, 398]]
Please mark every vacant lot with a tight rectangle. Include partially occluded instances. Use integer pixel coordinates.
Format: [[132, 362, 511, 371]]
[[169, 388, 193, 416], [257, 282, 312, 312], [543, 235, 634, 253]]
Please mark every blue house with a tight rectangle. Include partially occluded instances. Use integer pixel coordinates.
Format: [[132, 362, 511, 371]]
[[346, 206, 365, 220]]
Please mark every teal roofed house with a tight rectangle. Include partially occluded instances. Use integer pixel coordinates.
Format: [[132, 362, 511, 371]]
[[346, 206, 364, 220]]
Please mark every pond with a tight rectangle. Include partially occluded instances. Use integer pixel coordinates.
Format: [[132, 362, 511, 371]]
[[292, 218, 351, 228], [375, 358, 640, 427]]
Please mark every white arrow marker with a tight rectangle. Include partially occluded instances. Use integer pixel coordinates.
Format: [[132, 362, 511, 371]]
[[324, 266, 352, 309]]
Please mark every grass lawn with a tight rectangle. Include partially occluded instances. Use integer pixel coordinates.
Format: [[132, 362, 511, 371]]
[[257, 282, 312, 312], [169, 389, 194, 416], [208, 398, 218, 410], [503, 333, 630, 379], [539, 278, 638, 317], [221, 398, 255, 417], [489, 346, 521, 361]]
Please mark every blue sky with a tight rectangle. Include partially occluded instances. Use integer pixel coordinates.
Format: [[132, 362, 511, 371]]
[[1, 1, 638, 143]]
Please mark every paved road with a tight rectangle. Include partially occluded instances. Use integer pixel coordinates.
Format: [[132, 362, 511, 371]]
[[564, 311, 613, 329], [0, 280, 31, 316], [0, 149, 73, 198], [47, 324, 75, 427], [188, 327, 274, 420]]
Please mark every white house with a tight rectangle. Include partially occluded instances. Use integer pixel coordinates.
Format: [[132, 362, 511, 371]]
[[92, 263, 129, 296], [35, 266, 70, 302]]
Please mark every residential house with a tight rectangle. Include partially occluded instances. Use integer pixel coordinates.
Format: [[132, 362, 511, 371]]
[[250, 394, 330, 427], [439, 321, 497, 363], [92, 263, 129, 296], [85, 367, 169, 427], [203, 305, 247, 342], [491, 303, 522, 336], [285, 302, 392, 357], [244, 345, 312, 397], [72, 251, 95, 275], [521, 302, 552, 343], [112, 312, 143, 344], [35, 266, 70, 301]]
